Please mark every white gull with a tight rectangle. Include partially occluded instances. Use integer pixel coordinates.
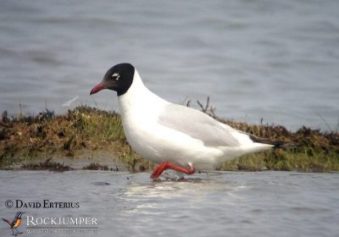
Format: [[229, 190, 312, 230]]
[[90, 63, 273, 179]]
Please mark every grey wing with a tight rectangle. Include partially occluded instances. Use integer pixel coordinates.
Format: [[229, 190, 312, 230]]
[[158, 103, 240, 147]]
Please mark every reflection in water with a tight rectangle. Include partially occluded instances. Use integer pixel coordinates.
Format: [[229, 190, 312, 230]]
[[121, 173, 247, 217]]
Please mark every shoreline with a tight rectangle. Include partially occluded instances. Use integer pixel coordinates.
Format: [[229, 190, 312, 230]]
[[0, 106, 338, 172]]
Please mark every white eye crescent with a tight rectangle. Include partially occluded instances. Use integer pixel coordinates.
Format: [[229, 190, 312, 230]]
[[111, 73, 120, 81]]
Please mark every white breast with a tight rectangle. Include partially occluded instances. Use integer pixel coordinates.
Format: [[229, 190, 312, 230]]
[[118, 70, 168, 160], [117, 71, 221, 168]]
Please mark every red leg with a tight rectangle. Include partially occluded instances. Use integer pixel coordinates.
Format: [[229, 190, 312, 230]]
[[151, 162, 195, 179]]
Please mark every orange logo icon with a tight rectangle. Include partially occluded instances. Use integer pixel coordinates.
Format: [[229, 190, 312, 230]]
[[2, 212, 24, 236]]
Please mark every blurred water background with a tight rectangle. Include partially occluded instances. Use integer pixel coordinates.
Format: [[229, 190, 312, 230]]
[[0, 0, 338, 131]]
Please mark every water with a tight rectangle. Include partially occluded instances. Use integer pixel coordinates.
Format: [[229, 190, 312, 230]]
[[0, 0, 339, 131], [0, 171, 338, 237]]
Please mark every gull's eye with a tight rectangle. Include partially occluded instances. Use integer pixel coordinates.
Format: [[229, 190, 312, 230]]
[[111, 73, 120, 81]]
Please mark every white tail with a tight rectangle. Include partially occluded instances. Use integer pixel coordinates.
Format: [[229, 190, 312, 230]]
[[218, 142, 273, 163]]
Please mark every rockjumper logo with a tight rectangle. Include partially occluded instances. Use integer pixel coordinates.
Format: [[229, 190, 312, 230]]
[[26, 215, 98, 226], [25, 215, 99, 234], [2, 211, 24, 236], [2, 212, 99, 235]]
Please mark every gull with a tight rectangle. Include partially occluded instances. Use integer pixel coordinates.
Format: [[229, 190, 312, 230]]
[[90, 63, 273, 179]]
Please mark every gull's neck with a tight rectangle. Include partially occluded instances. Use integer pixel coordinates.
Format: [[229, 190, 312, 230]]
[[118, 69, 168, 116]]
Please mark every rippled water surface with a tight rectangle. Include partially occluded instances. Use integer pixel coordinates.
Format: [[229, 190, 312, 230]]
[[0, 171, 338, 237], [0, 0, 339, 130]]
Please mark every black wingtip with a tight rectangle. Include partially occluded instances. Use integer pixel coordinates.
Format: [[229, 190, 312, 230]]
[[273, 142, 297, 149], [249, 134, 296, 149], [272, 141, 284, 148]]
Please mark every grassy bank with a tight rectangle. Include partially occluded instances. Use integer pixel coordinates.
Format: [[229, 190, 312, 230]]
[[0, 106, 338, 172]]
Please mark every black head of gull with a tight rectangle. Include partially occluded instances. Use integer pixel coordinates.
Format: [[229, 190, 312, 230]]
[[90, 63, 135, 96]]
